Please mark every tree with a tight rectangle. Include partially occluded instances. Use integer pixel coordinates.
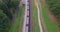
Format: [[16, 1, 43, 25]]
[[0, 0, 13, 19], [0, 9, 11, 32], [10, 0, 20, 9]]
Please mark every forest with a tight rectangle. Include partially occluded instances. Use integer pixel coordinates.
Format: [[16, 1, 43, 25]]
[[45, 0, 60, 26], [0, 0, 20, 32]]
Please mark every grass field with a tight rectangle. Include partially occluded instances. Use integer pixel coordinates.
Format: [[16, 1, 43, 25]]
[[9, 6, 24, 32], [40, 0, 58, 32], [32, 0, 40, 32]]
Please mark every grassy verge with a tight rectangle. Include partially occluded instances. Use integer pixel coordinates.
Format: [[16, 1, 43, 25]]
[[9, 6, 24, 32], [40, 0, 58, 32], [32, 0, 40, 32]]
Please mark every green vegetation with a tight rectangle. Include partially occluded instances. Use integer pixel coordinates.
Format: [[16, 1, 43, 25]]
[[0, 9, 11, 32], [40, 0, 58, 32], [46, 0, 60, 20], [9, 6, 24, 32], [33, 6, 40, 32], [32, 0, 40, 32], [45, 0, 60, 29], [10, 0, 20, 9], [0, 0, 20, 32]]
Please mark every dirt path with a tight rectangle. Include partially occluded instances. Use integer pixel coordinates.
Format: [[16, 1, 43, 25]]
[[35, 0, 43, 32], [22, 0, 26, 32], [35, 0, 48, 32], [29, 0, 33, 32]]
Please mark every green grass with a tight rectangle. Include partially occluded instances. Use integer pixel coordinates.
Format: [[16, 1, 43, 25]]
[[33, 6, 40, 32], [9, 6, 24, 32], [32, 0, 40, 32], [40, 0, 58, 32]]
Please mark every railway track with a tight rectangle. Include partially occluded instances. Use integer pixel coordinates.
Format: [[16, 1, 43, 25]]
[[22, 0, 33, 32]]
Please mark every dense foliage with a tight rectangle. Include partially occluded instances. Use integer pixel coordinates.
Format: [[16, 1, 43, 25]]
[[0, 9, 10, 32], [0, 0, 20, 32], [46, 0, 60, 19]]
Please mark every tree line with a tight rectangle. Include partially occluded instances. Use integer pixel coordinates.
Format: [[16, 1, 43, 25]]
[[0, 0, 20, 32]]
